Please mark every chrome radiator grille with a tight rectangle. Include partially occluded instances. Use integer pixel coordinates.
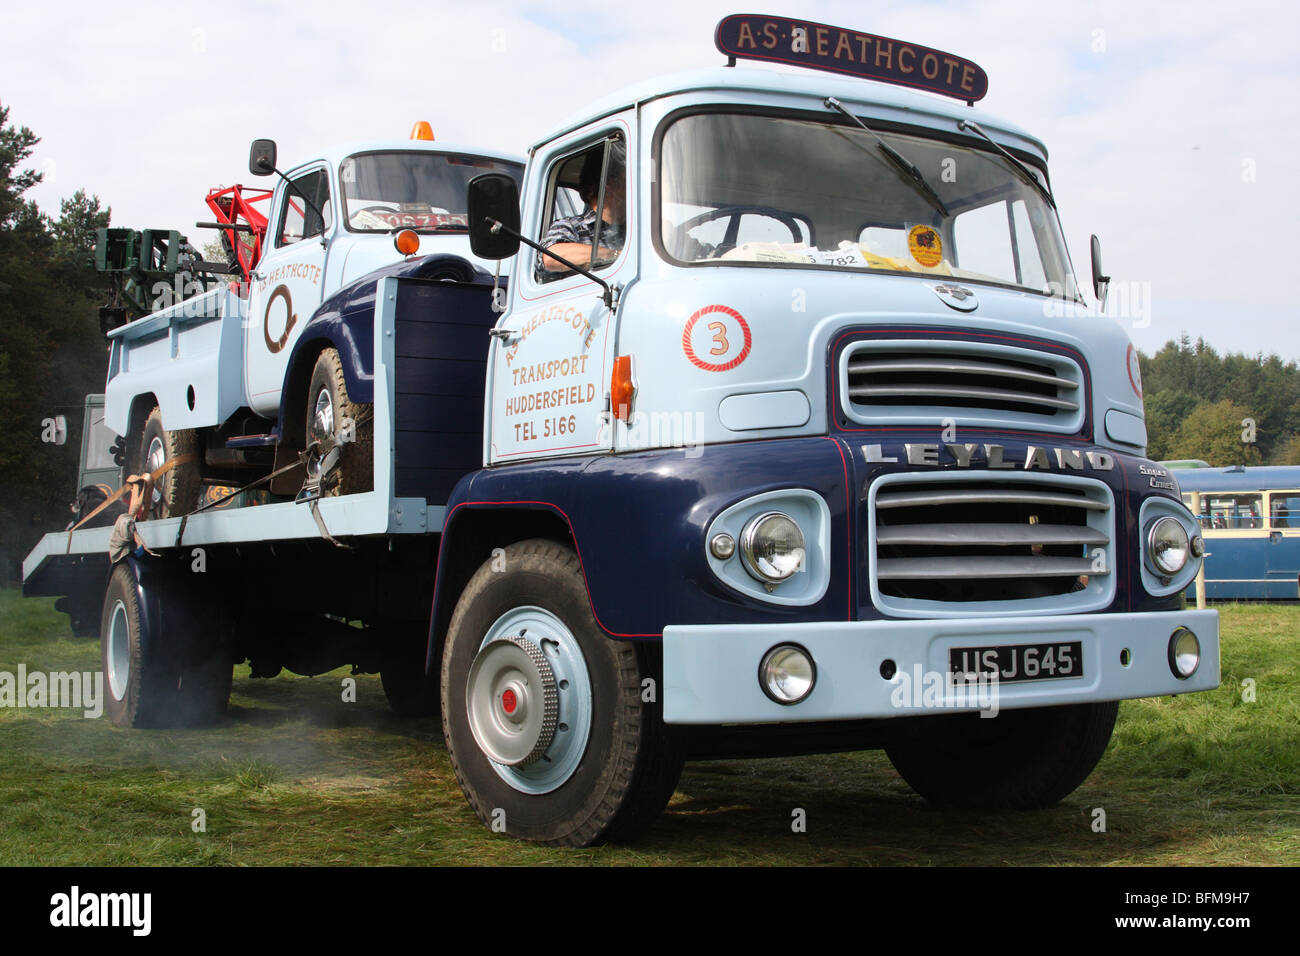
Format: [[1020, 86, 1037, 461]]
[[870, 476, 1113, 608], [841, 340, 1086, 434]]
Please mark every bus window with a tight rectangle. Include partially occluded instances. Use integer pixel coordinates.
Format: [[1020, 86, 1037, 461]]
[[1270, 493, 1300, 529], [1203, 493, 1263, 530]]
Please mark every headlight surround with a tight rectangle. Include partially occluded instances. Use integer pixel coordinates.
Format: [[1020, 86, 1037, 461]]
[[1147, 515, 1190, 575], [740, 511, 806, 583]]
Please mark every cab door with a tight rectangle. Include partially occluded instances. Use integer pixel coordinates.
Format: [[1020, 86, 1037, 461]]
[[486, 125, 633, 465], [245, 164, 334, 418]]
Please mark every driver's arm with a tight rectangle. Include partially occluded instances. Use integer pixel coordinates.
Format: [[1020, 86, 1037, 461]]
[[540, 242, 618, 272]]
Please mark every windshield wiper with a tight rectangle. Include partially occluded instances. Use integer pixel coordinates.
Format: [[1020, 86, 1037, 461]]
[[824, 96, 949, 218], [957, 119, 1056, 209]]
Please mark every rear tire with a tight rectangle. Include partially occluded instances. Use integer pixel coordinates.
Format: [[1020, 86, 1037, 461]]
[[133, 406, 200, 519], [173, 590, 234, 726], [382, 627, 440, 717], [885, 701, 1119, 809], [101, 563, 180, 728], [306, 348, 372, 496], [441, 539, 683, 846]]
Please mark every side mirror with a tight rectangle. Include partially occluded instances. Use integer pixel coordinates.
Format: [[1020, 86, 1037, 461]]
[[467, 173, 521, 260], [249, 139, 277, 177], [1090, 234, 1110, 311]]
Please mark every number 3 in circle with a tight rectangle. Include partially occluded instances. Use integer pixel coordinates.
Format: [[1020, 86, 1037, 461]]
[[682, 305, 752, 372]]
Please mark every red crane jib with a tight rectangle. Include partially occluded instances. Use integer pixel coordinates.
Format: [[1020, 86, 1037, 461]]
[[204, 185, 273, 286]]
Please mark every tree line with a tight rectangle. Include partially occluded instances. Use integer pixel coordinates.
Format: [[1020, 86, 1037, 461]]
[[0, 101, 109, 579], [1140, 336, 1300, 467]]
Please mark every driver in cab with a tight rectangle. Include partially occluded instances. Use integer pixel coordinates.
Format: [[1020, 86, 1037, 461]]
[[539, 142, 626, 273]]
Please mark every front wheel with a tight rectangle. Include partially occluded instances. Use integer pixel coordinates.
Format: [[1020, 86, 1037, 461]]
[[885, 701, 1119, 809], [441, 539, 683, 846], [306, 348, 372, 496], [133, 407, 200, 519]]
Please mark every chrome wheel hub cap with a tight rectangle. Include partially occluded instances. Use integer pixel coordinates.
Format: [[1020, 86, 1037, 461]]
[[465, 607, 592, 794]]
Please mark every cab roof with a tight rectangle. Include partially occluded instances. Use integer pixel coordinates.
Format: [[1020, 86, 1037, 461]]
[[285, 139, 526, 175], [535, 66, 1048, 163]]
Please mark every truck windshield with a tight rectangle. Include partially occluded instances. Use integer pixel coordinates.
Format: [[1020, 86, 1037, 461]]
[[658, 112, 1079, 300], [340, 151, 523, 234]]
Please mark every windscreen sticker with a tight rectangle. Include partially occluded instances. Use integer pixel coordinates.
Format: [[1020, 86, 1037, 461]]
[[908, 225, 943, 267], [682, 305, 752, 372]]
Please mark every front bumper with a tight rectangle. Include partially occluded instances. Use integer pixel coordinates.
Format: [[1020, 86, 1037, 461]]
[[662, 609, 1220, 724]]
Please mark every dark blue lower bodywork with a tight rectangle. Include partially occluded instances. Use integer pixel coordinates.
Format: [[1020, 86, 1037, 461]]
[[425, 434, 1187, 674]]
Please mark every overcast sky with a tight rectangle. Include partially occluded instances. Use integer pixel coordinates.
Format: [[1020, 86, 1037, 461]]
[[4, 0, 1296, 360]]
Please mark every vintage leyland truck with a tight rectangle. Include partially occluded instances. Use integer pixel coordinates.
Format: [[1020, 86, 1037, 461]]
[[24, 15, 1219, 847]]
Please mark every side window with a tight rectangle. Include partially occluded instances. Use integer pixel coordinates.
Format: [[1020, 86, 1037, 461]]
[[1270, 492, 1300, 528], [536, 135, 626, 281], [277, 168, 332, 247], [1203, 493, 1263, 530]]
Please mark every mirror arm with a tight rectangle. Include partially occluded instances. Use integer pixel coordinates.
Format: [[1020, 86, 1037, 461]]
[[485, 217, 615, 308]]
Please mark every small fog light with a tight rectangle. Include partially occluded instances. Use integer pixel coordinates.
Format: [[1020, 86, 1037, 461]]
[[1168, 627, 1200, 679], [759, 644, 816, 705], [710, 533, 736, 560]]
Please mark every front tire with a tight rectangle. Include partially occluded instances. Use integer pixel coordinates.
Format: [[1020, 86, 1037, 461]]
[[885, 701, 1119, 809], [306, 348, 373, 496], [441, 539, 682, 846], [133, 407, 200, 519]]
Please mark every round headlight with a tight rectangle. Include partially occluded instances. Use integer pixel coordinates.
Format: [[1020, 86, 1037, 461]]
[[1168, 627, 1200, 679], [759, 644, 816, 704], [1148, 516, 1189, 575], [740, 512, 806, 583]]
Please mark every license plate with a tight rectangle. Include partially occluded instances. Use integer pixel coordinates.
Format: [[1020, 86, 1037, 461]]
[[948, 641, 1084, 684]]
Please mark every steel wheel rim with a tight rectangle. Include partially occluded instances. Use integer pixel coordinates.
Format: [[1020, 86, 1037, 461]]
[[145, 436, 165, 507], [312, 388, 334, 439], [107, 599, 129, 700], [466, 606, 592, 795]]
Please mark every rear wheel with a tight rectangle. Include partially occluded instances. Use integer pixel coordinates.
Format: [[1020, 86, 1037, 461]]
[[885, 701, 1119, 809], [101, 563, 180, 728], [441, 539, 683, 846], [133, 407, 200, 518], [306, 348, 372, 496], [172, 591, 234, 726], [381, 626, 440, 718]]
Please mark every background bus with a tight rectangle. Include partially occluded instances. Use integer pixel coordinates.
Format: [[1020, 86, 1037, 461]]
[[1172, 464, 1300, 600]]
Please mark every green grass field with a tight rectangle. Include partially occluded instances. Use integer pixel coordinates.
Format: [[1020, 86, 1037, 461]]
[[0, 588, 1296, 866]]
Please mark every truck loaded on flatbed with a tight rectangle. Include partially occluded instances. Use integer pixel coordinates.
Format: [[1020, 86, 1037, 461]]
[[24, 14, 1219, 846]]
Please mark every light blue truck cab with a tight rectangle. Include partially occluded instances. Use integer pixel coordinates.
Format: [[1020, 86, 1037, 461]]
[[429, 15, 1220, 844], [102, 132, 523, 510]]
